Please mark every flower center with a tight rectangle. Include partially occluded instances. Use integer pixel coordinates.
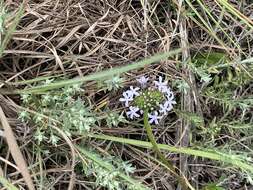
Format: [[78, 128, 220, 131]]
[[133, 89, 164, 111]]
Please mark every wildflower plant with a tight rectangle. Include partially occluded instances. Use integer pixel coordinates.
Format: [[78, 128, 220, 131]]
[[106, 112, 126, 127], [119, 75, 188, 188], [102, 75, 124, 91], [19, 79, 96, 145], [119, 76, 176, 125], [80, 147, 149, 190], [105, 75, 124, 90], [84, 158, 137, 190]]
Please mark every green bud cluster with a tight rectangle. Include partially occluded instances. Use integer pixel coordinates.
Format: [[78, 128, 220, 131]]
[[133, 89, 164, 112]]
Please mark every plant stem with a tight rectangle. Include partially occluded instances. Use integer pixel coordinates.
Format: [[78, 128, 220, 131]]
[[143, 110, 188, 190]]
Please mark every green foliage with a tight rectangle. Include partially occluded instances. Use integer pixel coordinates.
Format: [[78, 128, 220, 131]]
[[0, 1, 24, 57], [7, 48, 182, 94], [106, 112, 126, 127], [104, 75, 124, 91], [189, 62, 212, 83], [18, 78, 149, 188], [202, 184, 225, 190], [0, 176, 19, 190], [83, 158, 136, 190], [0, 1, 7, 33], [193, 52, 229, 67], [19, 79, 96, 145], [175, 110, 204, 128], [96, 75, 124, 92], [191, 52, 253, 116], [198, 117, 222, 140], [88, 133, 253, 175], [173, 79, 190, 94], [78, 146, 149, 190]]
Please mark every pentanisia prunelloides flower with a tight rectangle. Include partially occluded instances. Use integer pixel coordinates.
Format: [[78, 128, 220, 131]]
[[119, 76, 176, 124]]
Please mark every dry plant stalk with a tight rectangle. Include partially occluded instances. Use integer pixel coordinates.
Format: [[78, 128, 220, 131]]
[[0, 106, 35, 190]]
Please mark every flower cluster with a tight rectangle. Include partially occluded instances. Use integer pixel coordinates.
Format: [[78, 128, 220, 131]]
[[119, 76, 176, 124]]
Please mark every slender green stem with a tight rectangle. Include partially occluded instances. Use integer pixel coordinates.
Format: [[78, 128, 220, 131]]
[[143, 111, 175, 172], [143, 110, 188, 190]]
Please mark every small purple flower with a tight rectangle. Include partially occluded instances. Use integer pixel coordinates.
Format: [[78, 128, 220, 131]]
[[148, 111, 162, 125], [127, 106, 140, 119], [159, 100, 173, 114], [154, 76, 168, 92], [127, 86, 140, 97], [119, 91, 133, 107], [120, 75, 176, 125], [137, 76, 149, 87]]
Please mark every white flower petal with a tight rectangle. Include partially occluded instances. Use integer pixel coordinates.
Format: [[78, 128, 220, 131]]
[[127, 106, 140, 119], [119, 91, 133, 107], [148, 111, 161, 124], [137, 76, 149, 87], [127, 86, 140, 97], [159, 100, 174, 114], [154, 76, 168, 92]]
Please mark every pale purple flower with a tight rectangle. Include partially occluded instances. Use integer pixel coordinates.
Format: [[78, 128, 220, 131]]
[[127, 106, 140, 119], [154, 76, 168, 92], [148, 111, 162, 124], [120, 74, 176, 123], [159, 100, 174, 114], [137, 76, 149, 87], [127, 86, 140, 97], [160, 85, 169, 93], [119, 91, 133, 107]]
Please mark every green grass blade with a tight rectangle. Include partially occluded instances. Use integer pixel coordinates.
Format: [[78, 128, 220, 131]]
[[88, 134, 253, 174], [10, 48, 182, 94], [195, 0, 242, 53], [77, 146, 150, 190], [185, 0, 228, 52], [215, 0, 253, 29], [0, 3, 24, 57], [0, 176, 19, 190]]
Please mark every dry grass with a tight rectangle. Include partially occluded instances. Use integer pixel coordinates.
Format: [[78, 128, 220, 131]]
[[0, 0, 253, 190]]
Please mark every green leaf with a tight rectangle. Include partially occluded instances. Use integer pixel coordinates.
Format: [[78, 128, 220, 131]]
[[0, 176, 19, 190], [202, 184, 225, 190], [87, 133, 253, 175], [192, 52, 229, 68], [0, 2, 24, 57], [175, 109, 204, 128]]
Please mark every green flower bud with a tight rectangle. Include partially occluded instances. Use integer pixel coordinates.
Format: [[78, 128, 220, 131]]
[[133, 89, 164, 112]]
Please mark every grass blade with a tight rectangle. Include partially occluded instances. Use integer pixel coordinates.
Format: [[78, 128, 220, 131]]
[[77, 146, 149, 190], [195, 0, 241, 53], [215, 0, 253, 29], [0, 176, 19, 190], [9, 48, 182, 94], [0, 3, 24, 57], [0, 107, 35, 190], [185, 0, 229, 53], [88, 133, 253, 174]]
